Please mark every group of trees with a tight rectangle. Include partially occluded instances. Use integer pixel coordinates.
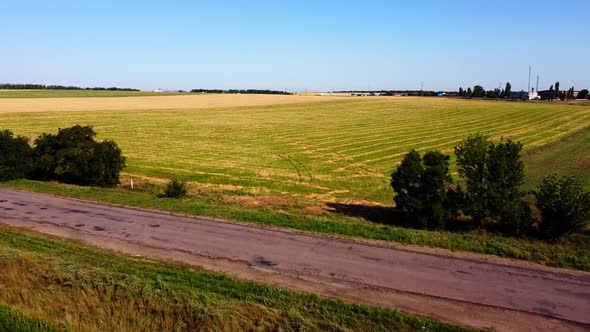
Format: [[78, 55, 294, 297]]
[[391, 134, 590, 239], [0, 126, 125, 187], [190, 89, 291, 95], [0, 83, 139, 91], [547, 82, 585, 101], [457, 82, 514, 99]]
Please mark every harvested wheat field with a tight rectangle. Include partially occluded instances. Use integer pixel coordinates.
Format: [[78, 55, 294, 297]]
[[0, 93, 351, 113]]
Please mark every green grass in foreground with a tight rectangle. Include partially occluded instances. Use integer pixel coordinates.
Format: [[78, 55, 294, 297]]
[[0, 305, 57, 332], [0, 89, 187, 98], [0, 225, 470, 332], [3, 179, 589, 271]]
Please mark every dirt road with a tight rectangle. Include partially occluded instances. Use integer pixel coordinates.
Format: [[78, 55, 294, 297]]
[[1, 188, 588, 331]]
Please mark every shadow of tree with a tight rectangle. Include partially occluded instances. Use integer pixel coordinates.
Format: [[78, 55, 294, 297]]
[[325, 202, 478, 231], [324, 203, 405, 226]]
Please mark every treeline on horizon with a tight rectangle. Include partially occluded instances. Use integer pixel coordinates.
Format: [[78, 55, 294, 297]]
[[457, 81, 589, 101], [0, 83, 139, 91], [337, 83, 590, 100], [336, 90, 450, 97], [190, 89, 291, 95]]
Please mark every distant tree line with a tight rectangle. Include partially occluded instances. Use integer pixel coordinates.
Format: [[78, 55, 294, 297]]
[[0, 126, 125, 187], [457, 82, 518, 99], [190, 89, 291, 95], [0, 83, 139, 91], [336, 90, 450, 97], [391, 134, 590, 239]]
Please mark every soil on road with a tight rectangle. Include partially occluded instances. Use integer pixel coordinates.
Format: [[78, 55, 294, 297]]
[[0, 188, 588, 331]]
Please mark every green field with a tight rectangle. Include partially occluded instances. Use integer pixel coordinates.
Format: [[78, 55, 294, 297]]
[[0, 225, 469, 332], [2, 97, 589, 204], [523, 127, 590, 189], [0, 89, 186, 98]]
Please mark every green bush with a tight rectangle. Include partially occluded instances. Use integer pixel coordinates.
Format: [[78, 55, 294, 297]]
[[162, 179, 188, 199], [535, 175, 590, 239], [30, 125, 126, 187], [0, 130, 33, 182], [391, 150, 451, 229]]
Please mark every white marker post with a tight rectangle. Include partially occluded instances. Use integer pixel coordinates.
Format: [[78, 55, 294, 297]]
[[130, 179, 134, 189]]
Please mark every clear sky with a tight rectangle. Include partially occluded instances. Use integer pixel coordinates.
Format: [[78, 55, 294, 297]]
[[2, 0, 588, 92]]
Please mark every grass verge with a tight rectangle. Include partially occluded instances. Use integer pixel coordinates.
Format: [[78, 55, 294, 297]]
[[2, 179, 589, 271], [0, 305, 58, 332], [0, 225, 470, 332]]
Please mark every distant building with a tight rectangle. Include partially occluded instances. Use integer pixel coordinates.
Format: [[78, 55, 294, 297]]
[[508, 91, 529, 100]]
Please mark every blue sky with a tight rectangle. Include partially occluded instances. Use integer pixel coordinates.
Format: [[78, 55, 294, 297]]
[[1, 1, 588, 91]]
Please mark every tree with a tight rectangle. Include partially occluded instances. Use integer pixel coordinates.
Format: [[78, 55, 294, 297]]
[[577, 89, 589, 99], [454, 134, 525, 224], [567, 87, 574, 100], [458, 87, 464, 97], [391, 150, 452, 229], [548, 85, 554, 100], [0, 130, 33, 182], [504, 82, 512, 99], [486, 138, 525, 218], [554, 81, 560, 100], [486, 88, 501, 99], [391, 150, 423, 215], [473, 85, 485, 98], [30, 125, 126, 187], [535, 175, 590, 239], [454, 134, 491, 222], [466, 87, 473, 97]]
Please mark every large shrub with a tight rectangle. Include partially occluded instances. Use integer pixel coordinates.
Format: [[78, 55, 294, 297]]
[[30, 125, 125, 187], [0, 130, 33, 182], [496, 198, 534, 237], [391, 150, 451, 229], [535, 175, 590, 239]]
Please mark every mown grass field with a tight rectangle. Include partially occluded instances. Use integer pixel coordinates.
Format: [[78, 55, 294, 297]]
[[1, 97, 589, 204], [0, 225, 470, 332]]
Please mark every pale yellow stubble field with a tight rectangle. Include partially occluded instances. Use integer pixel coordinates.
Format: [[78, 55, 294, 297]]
[[0, 93, 353, 113]]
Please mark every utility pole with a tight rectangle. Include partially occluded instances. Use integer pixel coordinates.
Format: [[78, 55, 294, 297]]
[[528, 66, 531, 92]]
